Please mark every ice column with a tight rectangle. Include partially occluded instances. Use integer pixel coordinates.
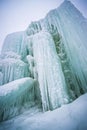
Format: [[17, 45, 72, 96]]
[[28, 31, 70, 111]]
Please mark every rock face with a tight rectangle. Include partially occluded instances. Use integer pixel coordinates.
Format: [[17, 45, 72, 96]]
[[0, 0, 87, 121]]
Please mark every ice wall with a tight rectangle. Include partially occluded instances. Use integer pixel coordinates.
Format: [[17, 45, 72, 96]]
[[56, 1, 87, 92], [26, 0, 87, 97], [43, 1, 87, 95]]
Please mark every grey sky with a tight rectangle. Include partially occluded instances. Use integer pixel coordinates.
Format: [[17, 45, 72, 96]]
[[0, 0, 87, 52]]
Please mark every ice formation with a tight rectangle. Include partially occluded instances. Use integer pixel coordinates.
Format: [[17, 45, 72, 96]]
[[0, 0, 87, 122], [0, 58, 29, 84], [1, 32, 27, 60], [0, 78, 37, 121], [28, 31, 70, 111]]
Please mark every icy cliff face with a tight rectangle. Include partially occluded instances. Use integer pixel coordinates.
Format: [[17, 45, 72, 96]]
[[0, 0, 87, 121]]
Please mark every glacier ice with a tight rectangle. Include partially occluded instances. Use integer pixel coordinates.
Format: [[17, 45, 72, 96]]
[[0, 78, 37, 121], [0, 0, 87, 122]]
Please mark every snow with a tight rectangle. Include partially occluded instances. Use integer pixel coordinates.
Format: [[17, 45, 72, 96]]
[[0, 78, 38, 121], [0, 78, 33, 96], [0, 93, 87, 130]]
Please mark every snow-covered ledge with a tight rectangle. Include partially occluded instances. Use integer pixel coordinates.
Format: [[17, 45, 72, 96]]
[[0, 78, 37, 121]]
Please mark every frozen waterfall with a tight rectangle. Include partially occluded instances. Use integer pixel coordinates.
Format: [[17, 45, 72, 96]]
[[27, 31, 70, 111], [0, 0, 87, 122]]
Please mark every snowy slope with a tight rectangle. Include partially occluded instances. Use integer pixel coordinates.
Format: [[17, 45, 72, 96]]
[[0, 93, 87, 130]]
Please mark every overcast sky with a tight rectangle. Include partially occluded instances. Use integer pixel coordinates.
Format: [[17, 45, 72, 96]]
[[0, 0, 87, 52]]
